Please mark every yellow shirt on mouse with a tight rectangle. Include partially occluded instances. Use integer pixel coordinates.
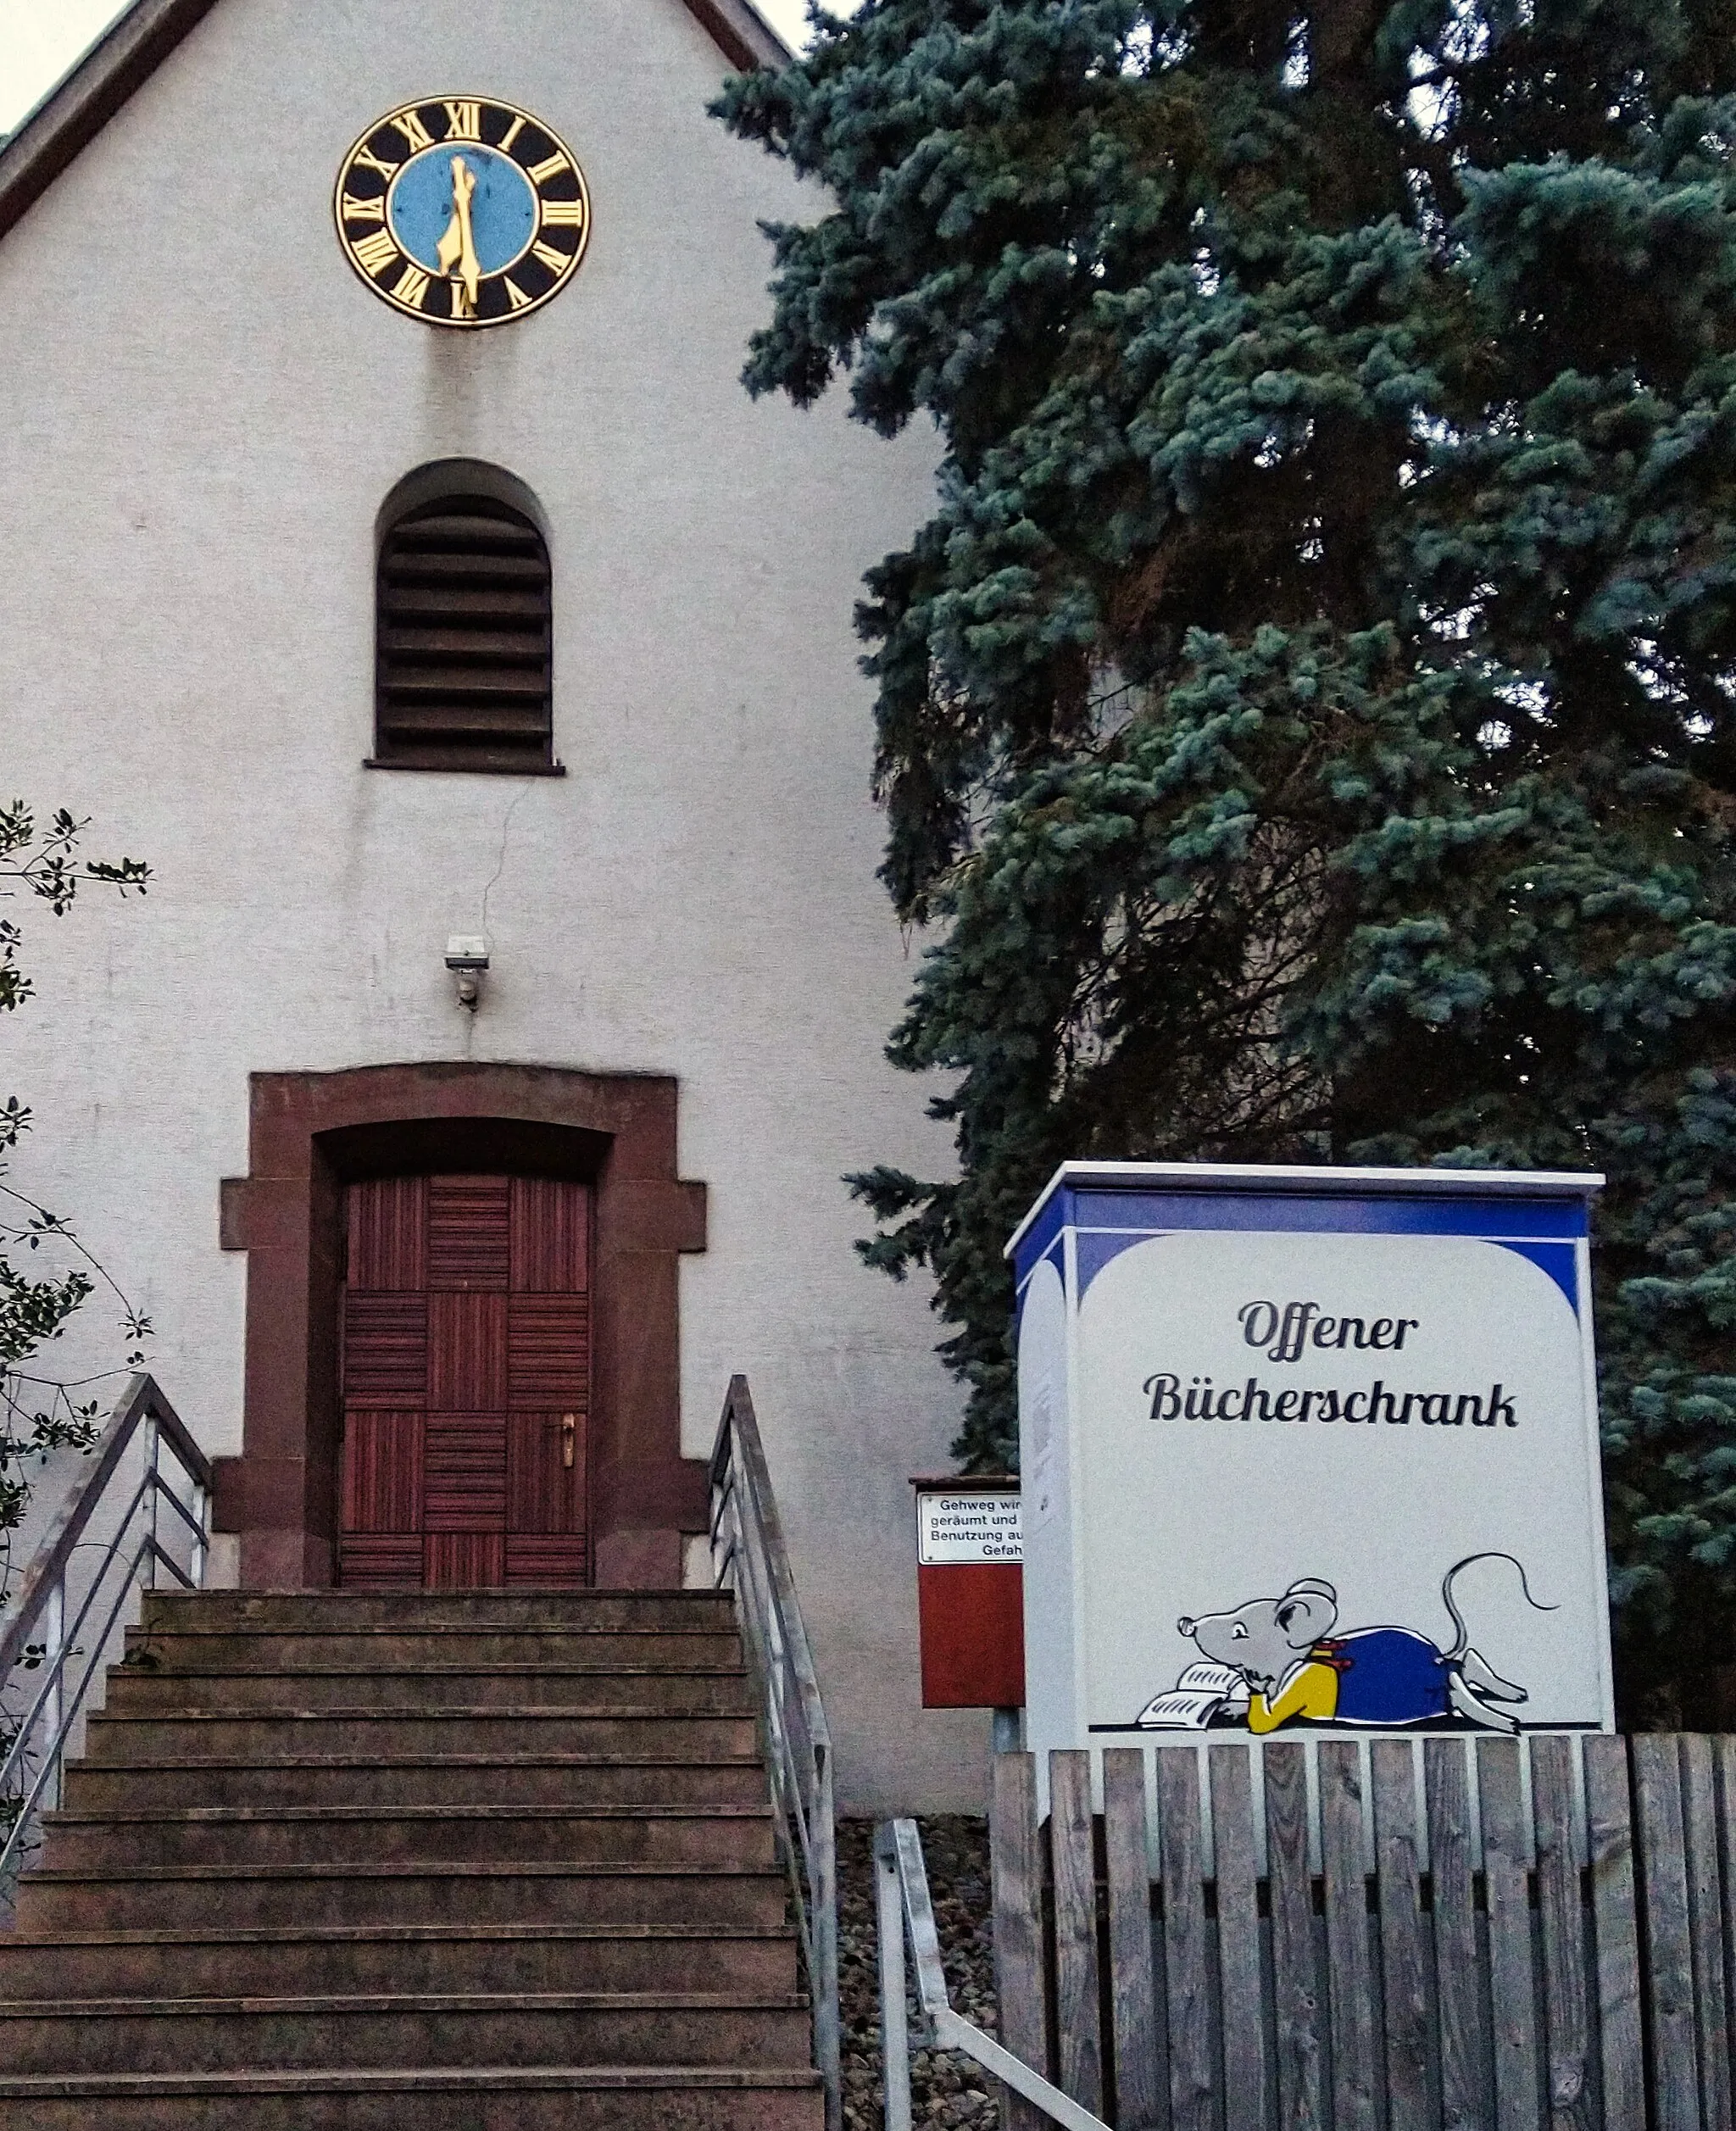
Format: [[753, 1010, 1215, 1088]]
[[1247, 1655, 1341, 1733]]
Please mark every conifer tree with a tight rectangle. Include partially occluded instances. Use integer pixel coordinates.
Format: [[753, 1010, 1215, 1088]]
[[720, 0, 1736, 1709]]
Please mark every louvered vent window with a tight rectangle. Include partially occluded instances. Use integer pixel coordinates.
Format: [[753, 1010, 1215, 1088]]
[[374, 498, 557, 773]]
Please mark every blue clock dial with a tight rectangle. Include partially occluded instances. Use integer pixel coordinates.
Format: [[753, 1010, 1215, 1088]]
[[335, 98, 590, 328], [389, 146, 538, 279]]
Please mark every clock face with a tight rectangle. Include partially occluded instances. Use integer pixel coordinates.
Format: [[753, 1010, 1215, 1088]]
[[335, 97, 590, 327]]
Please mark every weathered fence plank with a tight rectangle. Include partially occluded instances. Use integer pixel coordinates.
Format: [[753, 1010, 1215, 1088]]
[[1583, 1733, 1644, 2131], [1208, 1745, 1265, 2131], [1320, 1742, 1377, 2131], [1158, 1748, 1213, 2131], [1371, 1740, 1430, 2131], [1479, 1737, 1542, 2131], [1266, 1741, 1326, 2131], [1426, 1737, 1491, 2131], [1049, 1750, 1104, 2117], [1103, 1749, 1164, 2131], [1681, 1733, 1732, 2131], [1531, 1733, 1593, 2131], [1633, 1732, 1702, 2131], [1717, 1740, 1736, 2127], [991, 1751, 1050, 2131], [984, 1730, 1736, 2131]]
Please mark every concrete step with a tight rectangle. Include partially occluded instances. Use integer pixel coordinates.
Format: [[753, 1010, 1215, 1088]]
[[0, 1993, 814, 2074], [123, 1627, 743, 1672], [3, 1587, 812, 2126], [0, 1926, 799, 2000], [81, 1710, 760, 1761], [0, 2064, 824, 2130], [102, 1669, 755, 1715], [15, 1862, 789, 1934], [61, 1755, 770, 1811], [140, 1593, 738, 1634], [37, 1805, 777, 1872]]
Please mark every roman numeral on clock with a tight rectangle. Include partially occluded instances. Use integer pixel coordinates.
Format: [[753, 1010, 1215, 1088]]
[[353, 227, 399, 275], [531, 240, 569, 275], [392, 263, 432, 309], [539, 198, 584, 227], [504, 278, 533, 312], [443, 101, 481, 141], [341, 192, 387, 224], [353, 145, 400, 181], [391, 108, 435, 153], [527, 150, 570, 184]]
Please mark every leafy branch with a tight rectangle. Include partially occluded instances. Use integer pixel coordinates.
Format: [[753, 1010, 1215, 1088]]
[[0, 801, 147, 1017], [0, 804, 152, 1606]]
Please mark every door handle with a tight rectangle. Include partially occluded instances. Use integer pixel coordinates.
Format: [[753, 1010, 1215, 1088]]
[[561, 1414, 576, 1469]]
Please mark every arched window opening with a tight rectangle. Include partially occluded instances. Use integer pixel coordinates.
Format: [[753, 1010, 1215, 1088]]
[[373, 494, 555, 773]]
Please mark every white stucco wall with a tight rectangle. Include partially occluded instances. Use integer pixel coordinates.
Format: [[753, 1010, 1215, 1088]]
[[0, 0, 989, 1811]]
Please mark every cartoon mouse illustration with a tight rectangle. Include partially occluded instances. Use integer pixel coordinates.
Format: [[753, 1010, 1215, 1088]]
[[1177, 1553, 1555, 1733]]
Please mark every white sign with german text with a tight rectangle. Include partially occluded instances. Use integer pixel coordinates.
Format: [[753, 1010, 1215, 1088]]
[[918, 1494, 1022, 1565]]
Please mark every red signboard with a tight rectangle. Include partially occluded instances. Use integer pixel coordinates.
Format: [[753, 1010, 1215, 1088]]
[[912, 1480, 1024, 1710]]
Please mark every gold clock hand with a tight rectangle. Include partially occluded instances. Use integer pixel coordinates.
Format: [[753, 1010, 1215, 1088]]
[[435, 155, 482, 316]]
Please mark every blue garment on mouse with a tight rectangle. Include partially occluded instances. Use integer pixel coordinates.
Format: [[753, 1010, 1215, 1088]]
[[1314, 1627, 1452, 1724]]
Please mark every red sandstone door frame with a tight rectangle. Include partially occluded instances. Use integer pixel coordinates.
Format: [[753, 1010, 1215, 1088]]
[[214, 1065, 709, 1590]]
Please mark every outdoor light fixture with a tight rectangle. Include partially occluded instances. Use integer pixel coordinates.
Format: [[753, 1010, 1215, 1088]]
[[444, 936, 490, 1011]]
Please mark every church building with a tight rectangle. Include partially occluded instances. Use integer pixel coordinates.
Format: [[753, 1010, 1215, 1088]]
[[0, 0, 978, 1813]]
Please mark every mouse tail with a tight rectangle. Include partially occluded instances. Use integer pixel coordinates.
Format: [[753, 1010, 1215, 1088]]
[[1442, 1551, 1558, 1660]]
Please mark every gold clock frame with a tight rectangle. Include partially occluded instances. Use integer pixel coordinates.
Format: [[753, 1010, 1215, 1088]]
[[334, 96, 592, 329]]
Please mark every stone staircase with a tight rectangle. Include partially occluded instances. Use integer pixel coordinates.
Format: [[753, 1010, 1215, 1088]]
[[0, 1588, 822, 2128]]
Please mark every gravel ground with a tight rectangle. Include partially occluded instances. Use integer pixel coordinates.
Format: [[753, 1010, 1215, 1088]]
[[837, 1815, 1002, 2130]]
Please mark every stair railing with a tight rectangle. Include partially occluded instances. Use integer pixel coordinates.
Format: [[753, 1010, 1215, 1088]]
[[709, 1375, 839, 2131], [876, 1815, 1110, 2131], [0, 1372, 209, 1887]]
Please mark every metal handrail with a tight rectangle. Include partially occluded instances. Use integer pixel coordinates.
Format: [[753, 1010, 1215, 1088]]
[[0, 1373, 209, 1885], [709, 1375, 839, 2131], [876, 1817, 1110, 2131]]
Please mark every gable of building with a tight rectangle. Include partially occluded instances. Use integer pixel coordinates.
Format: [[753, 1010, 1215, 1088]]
[[0, 0, 787, 246]]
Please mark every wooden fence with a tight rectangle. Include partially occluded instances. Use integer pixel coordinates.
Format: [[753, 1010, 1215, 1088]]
[[989, 1735, 1736, 2131]]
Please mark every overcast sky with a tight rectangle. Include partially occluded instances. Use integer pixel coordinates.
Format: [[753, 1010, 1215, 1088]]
[[0, 0, 813, 136], [0, 0, 120, 131]]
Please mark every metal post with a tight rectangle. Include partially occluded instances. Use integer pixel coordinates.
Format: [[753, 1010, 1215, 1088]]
[[142, 1416, 161, 1589], [40, 1578, 64, 1812], [876, 1831, 913, 2131], [812, 1746, 840, 2130], [190, 1479, 209, 1589]]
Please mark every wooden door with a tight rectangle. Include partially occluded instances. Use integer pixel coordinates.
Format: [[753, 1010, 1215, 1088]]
[[337, 1173, 590, 1589]]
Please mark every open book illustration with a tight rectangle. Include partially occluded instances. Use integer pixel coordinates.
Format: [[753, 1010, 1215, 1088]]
[[1134, 1661, 1246, 1729]]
